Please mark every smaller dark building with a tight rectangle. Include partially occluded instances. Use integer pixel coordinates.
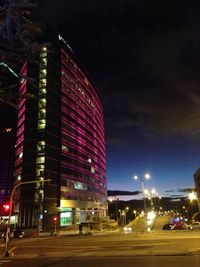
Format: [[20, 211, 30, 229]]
[[0, 105, 16, 212]]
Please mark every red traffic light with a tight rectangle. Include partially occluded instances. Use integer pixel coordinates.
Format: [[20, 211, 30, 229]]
[[3, 204, 10, 211], [53, 216, 57, 222]]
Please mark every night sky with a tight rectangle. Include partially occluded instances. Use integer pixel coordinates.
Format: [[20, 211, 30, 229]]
[[37, 0, 200, 199]]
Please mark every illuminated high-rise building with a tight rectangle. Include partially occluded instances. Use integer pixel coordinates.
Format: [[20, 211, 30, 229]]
[[14, 32, 107, 229]]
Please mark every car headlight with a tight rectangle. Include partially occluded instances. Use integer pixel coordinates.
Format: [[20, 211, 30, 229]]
[[123, 226, 132, 231]]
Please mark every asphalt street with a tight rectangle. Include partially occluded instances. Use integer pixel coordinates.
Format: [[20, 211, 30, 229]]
[[1, 231, 200, 266]]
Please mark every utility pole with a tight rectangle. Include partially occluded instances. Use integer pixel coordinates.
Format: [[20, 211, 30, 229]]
[[4, 179, 51, 257]]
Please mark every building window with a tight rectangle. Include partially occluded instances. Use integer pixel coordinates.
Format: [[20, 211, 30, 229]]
[[74, 182, 87, 190], [17, 175, 22, 181], [39, 99, 46, 109], [37, 141, 45, 153], [38, 110, 46, 120], [42, 58, 47, 64], [61, 145, 69, 152], [36, 156, 45, 164], [40, 52, 47, 58], [38, 119, 46, 129], [40, 69, 47, 75], [40, 78, 47, 85], [60, 212, 72, 226], [19, 152, 23, 158], [36, 165, 45, 176], [91, 167, 95, 173]]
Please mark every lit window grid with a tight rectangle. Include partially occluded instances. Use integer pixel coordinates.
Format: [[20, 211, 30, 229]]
[[34, 49, 47, 194], [37, 48, 47, 130]]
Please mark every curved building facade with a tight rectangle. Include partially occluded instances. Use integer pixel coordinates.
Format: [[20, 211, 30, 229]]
[[14, 33, 107, 229]]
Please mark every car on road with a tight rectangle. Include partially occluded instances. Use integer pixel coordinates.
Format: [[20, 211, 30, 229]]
[[163, 222, 192, 230]]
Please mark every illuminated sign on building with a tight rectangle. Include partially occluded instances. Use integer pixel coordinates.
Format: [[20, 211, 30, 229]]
[[3, 128, 12, 133], [58, 34, 73, 52]]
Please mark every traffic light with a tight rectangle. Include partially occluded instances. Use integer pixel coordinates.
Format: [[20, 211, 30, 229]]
[[3, 204, 10, 212], [53, 216, 57, 222], [1, 203, 10, 215]]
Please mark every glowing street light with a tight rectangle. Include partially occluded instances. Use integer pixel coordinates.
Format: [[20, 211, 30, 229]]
[[188, 191, 197, 202], [133, 210, 137, 218], [151, 188, 156, 195], [144, 173, 151, 180]]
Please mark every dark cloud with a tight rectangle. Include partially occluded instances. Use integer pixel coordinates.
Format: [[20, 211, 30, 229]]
[[165, 187, 195, 197], [37, 1, 200, 147], [178, 188, 195, 193], [108, 190, 140, 196]]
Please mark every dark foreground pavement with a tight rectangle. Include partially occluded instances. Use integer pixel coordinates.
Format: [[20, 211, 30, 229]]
[[1, 255, 200, 267]]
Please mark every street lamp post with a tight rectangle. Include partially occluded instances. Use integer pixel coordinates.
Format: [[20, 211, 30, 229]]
[[133, 174, 150, 216], [133, 210, 137, 219], [115, 198, 119, 224], [125, 207, 129, 225], [133, 173, 151, 230], [4, 179, 51, 257]]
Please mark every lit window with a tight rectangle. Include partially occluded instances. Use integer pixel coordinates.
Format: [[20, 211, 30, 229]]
[[19, 152, 23, 158], [87, 158, 92, 163], [39, 100, 46, 108], [91, 167, 95, 173], [74, 182, 84, 190], [38, 110, 46, 120], [40, 78, 46, 86], [37, 141, 45, 152], [36, 156, 45, 164], [41, 88, 46, 93], [42, 58, 47, 64], [38, 119, 46, 129], [42, 47, 47, 51], [39, 69, 47, 78], [36, 165, 45, 176], [40, 52, 47, 58], [17, 175, 22, 181], [62, 145, 69, 152]]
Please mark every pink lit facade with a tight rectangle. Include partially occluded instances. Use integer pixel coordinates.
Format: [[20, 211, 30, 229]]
[[15, 62, 27, 182], [14, 39, 107, 229]]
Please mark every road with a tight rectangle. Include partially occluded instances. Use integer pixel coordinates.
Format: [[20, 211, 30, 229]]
[[1, 230, 200, 266], [1, 255, 200, 267]]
